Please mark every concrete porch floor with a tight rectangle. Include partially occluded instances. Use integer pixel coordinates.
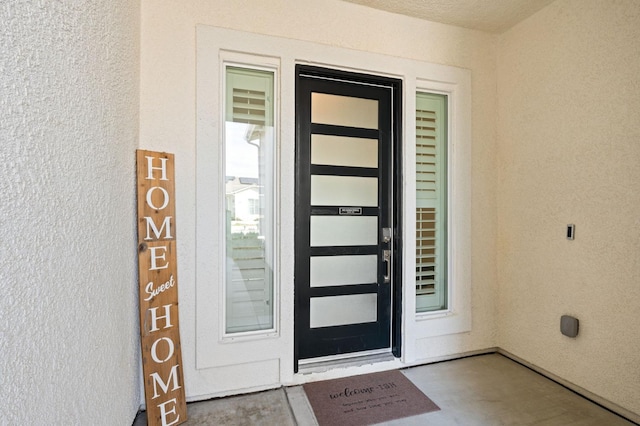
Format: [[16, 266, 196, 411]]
[[132, 354, 635, 425]]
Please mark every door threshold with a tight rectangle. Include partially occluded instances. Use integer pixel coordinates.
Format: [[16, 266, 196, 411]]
[[298, 350, 395, 374]]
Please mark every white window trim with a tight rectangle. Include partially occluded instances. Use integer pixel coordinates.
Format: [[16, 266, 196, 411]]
[[403, 74, 472, 360], [403, 71, 472, 364], [195, 25, 471, 373], [196, 46, 283, 370], [219, 58, 280, 340]]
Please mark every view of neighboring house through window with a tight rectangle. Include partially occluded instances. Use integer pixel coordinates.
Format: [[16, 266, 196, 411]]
[[224, 66, 275, 333], [416, 92, 448, 312]]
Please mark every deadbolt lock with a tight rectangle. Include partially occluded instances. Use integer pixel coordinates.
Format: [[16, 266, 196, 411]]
[[382, 227, 392, 244]]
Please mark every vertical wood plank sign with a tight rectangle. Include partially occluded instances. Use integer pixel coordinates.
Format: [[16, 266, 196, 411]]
[[136, 150, 187, 426]]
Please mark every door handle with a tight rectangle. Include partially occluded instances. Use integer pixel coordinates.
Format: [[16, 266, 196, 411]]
[[383, 249, 391, 283]]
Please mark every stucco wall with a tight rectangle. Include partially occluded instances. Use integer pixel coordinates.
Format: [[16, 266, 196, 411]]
[[497, 0, 640, 416], [140, 0, 498, 397], [0, 2, 141, 424]]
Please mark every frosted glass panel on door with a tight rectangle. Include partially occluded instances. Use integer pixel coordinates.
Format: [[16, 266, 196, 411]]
[[311, 134, 378, 168], [310, 255, 377, 287], [311, 93, 378, 129], [311, 175, 378, 207], [310, 216, 377, 247], [310, 294, 377, 328]]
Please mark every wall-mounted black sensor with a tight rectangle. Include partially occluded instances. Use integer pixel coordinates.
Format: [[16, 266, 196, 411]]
[[561, 315, 579, 337], [567, 224, 575, 240]]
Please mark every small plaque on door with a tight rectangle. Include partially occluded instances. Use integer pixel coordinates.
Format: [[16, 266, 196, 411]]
[[339, 207, 362, 215]]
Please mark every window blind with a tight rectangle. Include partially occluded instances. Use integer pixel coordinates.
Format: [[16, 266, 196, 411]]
[[231, 87, 267, 125], [416, 92, 447, 312], [226, 66, 273, 127]]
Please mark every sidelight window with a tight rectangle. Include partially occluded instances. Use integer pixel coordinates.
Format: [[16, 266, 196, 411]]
[[223, 66, 276, 333], [415, 92, 447, 312]]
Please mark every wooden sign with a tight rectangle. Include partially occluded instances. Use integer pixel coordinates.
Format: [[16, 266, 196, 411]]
[[136, 150, 187, 426]]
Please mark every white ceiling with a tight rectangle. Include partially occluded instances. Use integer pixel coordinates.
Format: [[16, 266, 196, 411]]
[[340, 0, 557, 33]]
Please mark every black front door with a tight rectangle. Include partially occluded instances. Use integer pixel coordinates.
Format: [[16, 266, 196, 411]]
[[294, 65, 402, 370]]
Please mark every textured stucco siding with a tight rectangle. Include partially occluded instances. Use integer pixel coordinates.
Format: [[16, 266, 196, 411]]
[[497, 0, 640, 416], [1, 1, 141, 424]]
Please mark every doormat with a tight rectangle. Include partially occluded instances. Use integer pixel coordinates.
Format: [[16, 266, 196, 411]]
[[303, 370, 440, 425]]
